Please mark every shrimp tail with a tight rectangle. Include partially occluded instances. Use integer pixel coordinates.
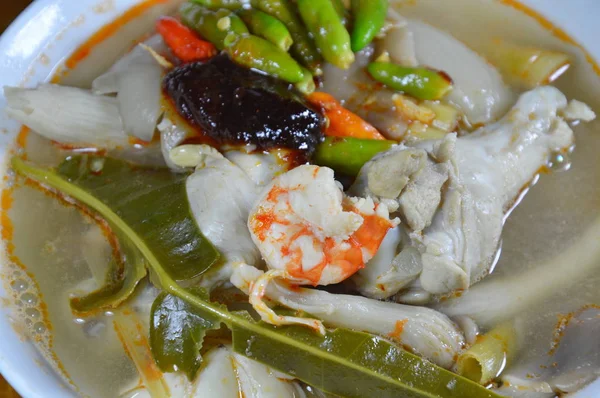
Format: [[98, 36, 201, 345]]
[[249, 270, 326, 335]]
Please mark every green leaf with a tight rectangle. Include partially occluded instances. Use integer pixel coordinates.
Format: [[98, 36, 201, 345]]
[[12, 156, 500, 398], [70, 231, 147, 314], [149, 287, 500, 397], [13, 156, 220, 281], [150, 288, 223, 380]]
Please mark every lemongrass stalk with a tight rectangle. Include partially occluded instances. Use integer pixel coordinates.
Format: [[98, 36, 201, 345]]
[[424, 101, 460, 132], [114, 310, 170, 398], [487, 40, 570, 88], [456, 322, 517, 385]]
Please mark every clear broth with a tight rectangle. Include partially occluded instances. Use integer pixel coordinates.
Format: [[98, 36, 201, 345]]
[[2, 0, 600, 396]]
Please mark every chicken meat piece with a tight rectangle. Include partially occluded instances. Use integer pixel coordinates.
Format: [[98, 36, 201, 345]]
[[351, 86, 595, 299]]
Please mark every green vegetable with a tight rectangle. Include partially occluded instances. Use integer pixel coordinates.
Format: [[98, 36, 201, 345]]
[[251, 0, 322, 74], [331, 0, 349, 26], [180, 3, 249, 50], [149, 289, 500, 397], [226, 35, 305, 83], [295, 67, 316, 94], [238, 9, 293, 52], [15, 156, 500, 397], [12, 156, 220, 282], [368, 62, 454, 100], [296, 0, 354, 70], [150, 288, 224, 380], [313, 137, 395, 176], [457, 322, 517, 385], [190, 0, 247, 10], [70, 231, 147, 314], [350, 0, 388, 52]]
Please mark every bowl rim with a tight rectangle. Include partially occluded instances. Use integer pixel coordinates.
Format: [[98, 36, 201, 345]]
[[0, 0, 599, 397]]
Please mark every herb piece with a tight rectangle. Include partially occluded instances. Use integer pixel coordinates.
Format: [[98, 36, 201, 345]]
[[71, 232, 147, 314], [150, 288, 223, 380]]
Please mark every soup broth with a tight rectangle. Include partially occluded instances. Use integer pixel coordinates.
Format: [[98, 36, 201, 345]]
[[2, 0, 599, 396]]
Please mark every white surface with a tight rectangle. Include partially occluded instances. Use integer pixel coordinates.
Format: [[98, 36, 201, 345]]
[[0, 0, 598, 397]]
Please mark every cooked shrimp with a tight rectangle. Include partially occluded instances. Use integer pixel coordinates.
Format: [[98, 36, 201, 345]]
[[246, 165, 398, 331], [249, 165, 398, 286]]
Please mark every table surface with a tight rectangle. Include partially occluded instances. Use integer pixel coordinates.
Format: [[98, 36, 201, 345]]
[[0, 2, 31, 395]]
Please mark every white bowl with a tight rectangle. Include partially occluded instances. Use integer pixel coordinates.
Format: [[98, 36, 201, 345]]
[[0, 1, 598, 397]]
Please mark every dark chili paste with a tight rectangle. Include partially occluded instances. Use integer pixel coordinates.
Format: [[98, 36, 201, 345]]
[[163, 54, 324, 154]]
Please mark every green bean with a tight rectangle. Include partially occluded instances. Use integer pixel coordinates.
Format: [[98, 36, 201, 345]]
[[312, 137, 395, 176], [331, 0, 350, 26], [226, 35, 305, 83], [238, 9, 293, 52], [190, 0, 248, 10], [295, 67, 315, 94], [367, 62, 453, 100], [350, 0, 388, 52], [296, 0, 354, 70], [180, 4, 249, 50], [251, 0, 322, 74]]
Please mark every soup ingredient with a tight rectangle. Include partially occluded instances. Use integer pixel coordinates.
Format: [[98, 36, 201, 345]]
[[224, 149, 292, 186], [350, 0, 388, 52], [426, 101, 460, 132], [4, 85, 128, 149], [312, 136, 395, 176], [406, 19, 513, 124], [180, 4, 249, 50], [352, 86, 595, 298], [87, 36, 166, 142], [12, 159, 497, 398], [295, 67, 315, 94], [248, 165, 397, 287], [92, 34, 169, 95], [157, 117, 193, 172], [163, 55, 324, 155], [238, 9, 293, 51], [116, 63, 163, 142], [457, 322, 517, 385], [171, 145, 261, 288], [151, 288, 221, 380], [486, 40, 570, 88], [322, 47, 411, 139], [12, 156, 220, 281], [251, 0, 322, 74], [352, 227, 424, 300], [232, 263, 465, 368], [331, 0, 349, 26], [70, 231, 147, 315], [156, 16, 217, 62], [114, 310, 171, 398], [191, 0, 247, 9], [226, 35, 305, 83], [147, 287, 497, 397], [392, 94, 436, 124], [377, 18, 418, 67], [367, 62, 453, 100], [296, 0, 354, 70], [307, 92, 386, 140], [138, 344, 302, 398], [436, 216, 600, 328]]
